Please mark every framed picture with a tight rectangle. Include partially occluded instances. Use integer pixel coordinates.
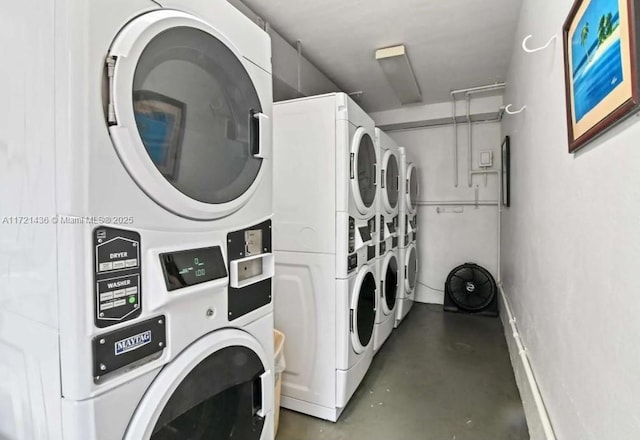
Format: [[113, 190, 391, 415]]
[[563, 0, 640, 152], [133, 90, 186, 180], [501, 136, 510, 207]]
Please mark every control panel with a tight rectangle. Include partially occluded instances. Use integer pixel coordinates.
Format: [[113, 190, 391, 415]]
[[379, 216, 385, 241], [380, 241, 387, 255], [348, 254, 358, 273], [348, 217, 355, 253], [227, 220, 273, 321], [367, 245, 375, 262], [94, 227, 142, 328], [160, 246, 226, 291]]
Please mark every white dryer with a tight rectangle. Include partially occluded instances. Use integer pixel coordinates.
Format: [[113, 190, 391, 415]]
[[273, 93, 379, 277], [272, 93, 378, 421], [374, 247, 399, 351], [274, 253, 377, 422], [396, 147, 419, 327], [399, 150, 419, 249], [0, 1, 275, 439], [375, 128, 401, 255]]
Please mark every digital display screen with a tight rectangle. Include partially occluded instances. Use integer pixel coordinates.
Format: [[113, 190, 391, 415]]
[[160, 246, 227, 291], [358, 226, 372, 242]]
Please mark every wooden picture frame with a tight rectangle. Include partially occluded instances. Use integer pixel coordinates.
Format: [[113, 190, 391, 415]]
[[501, 136, 510, 207], [133, 90, 186, 180], [563, 0, 640, 152]]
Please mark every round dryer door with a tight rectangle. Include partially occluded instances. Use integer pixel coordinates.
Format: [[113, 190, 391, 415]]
[[125, 329, 272, 440], [107, 10, 269, 220], [406, 164, 419, 213], [404, 245, 418, 295], [350, 267, 377, 353], [382, 253, 398, 315], [382, 151, 399, 213], [350, 129, 377, 215]]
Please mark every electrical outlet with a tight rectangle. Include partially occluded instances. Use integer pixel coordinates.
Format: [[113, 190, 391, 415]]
[[479, 150, 493, 167]]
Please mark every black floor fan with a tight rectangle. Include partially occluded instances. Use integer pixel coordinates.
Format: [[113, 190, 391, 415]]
[[444, 263, 498, 317]]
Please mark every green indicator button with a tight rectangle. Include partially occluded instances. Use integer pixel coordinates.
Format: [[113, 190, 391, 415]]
[[128, 296, 137, 304]]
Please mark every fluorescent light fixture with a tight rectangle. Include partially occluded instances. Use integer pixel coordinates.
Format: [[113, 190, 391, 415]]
[[376, 45, 422, 105]]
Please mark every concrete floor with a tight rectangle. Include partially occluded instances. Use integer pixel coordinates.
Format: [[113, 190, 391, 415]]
[[275, 304, 528, 440]]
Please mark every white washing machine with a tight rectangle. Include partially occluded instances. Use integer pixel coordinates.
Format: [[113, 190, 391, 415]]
[[0, 1, 275, 439], [396, 147, 419, 327], [274, 252, 377, 422], [374, 247, 399, 351], [396, 242, 418, 326], [272, 93, 378, 421], [375, 128, 401, 255]]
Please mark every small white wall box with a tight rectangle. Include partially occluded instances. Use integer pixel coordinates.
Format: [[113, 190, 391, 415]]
[[479, 150, 493, 167]]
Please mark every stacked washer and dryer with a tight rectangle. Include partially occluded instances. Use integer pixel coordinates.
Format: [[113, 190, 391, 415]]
[[1, 1, 276, 439], [272, 93, 379, 422], [396, 147, 420, 327], [373, 129, 401, 351]]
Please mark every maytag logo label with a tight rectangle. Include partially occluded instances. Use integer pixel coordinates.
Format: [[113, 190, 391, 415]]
[[114, 331, 151, 356]]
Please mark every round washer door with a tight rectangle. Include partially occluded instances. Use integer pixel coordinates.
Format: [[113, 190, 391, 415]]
[[107, 10, 269, 220], [405, 164, 419, 213], [404, 244, 418, 295], [350, 266, 377, 354], [381, 150, 399, 214], [381, 252, 398, 315], [350, 128, 377, 215], [125, 329, 272, 440]]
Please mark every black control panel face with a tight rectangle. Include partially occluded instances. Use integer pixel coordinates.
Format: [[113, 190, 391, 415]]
[[367, 245, 376, 261], [379, 216, 385, 241], [380, 241, 387, 255], [387, 221, 396, 234], [227, 220, 272, 321], [358, 226, 372, 242], [160, 247, 227, 291], [367, 216, 376, 234], [348, 254, 358, 273], [93, 315, 166, 380], [392, 236, 399, 248], [94, 227, 142, 328], [348, 217, 355, 253]]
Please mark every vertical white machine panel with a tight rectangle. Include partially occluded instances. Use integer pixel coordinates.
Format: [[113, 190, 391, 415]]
[[0, 0, 58, 328], [274, 251, 337, 408], [273, 97, 337, 254]]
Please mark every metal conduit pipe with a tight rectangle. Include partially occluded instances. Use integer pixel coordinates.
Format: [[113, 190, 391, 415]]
[[467, 93, 473, 187], [452, 98, 459, 187]]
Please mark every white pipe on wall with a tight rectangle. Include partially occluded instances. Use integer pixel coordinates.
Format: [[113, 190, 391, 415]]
[[499, 285, 557, 440], [466, 94, 473, 187], [452, 98, 459, 188]]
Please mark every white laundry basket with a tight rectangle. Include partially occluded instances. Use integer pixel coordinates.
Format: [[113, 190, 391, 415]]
[[273, 329, 286, 434]]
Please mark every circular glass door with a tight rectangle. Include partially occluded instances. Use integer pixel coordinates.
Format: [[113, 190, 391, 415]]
[[351, 130, 377, 214], [151, 346, 265, 439], [383, 255, 398, 314], [405, 246, 417, 293], [108, 11, 268, 220], [351, 269, 376, 352], [383, 152, 399, 213], [406, 164, 418, 212], [125, 330, 271, 440]]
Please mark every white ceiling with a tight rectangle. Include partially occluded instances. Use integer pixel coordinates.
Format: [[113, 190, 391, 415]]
[[241, 0, 523, 112]]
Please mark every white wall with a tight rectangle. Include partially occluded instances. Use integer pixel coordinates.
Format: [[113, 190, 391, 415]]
[[390, 121, 502, 304], [502, 0, 640, 438]]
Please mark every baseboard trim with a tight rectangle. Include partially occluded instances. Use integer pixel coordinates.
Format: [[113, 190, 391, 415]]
[[498, 284, 556, 440]]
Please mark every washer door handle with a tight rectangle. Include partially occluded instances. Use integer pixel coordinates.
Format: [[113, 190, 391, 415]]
[[250, 111, 271, 159], [257, 370, 274, 418]]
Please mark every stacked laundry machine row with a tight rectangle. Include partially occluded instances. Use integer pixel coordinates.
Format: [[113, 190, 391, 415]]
[[2, 1, 277, 439], [272, 93, 420, 422]]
